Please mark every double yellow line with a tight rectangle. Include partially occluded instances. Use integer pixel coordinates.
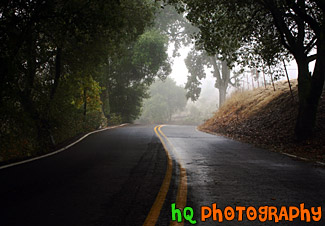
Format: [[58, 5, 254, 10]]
[[143, 125, 187, 226]]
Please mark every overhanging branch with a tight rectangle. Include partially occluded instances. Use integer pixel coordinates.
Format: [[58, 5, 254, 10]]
[[307, 54, 317, 63]]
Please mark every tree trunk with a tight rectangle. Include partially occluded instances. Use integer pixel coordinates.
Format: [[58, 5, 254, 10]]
[[218, 85, 227, 107], [262, 68, 267, 89], [21, 34, 54, 151], [269, 65, 276, 91], [295, 48, 325, 140], [19, 91, 54, 152], [210, 57, 230, 107], [0, 57, 8, 106], [283, 60, 294, 101], [101, 88, 110, 119], [83, 88, 87, 117], [219, 61, 230, 107], [50, 47, 62, 100]]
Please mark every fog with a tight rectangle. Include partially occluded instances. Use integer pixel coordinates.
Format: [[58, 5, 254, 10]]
[[137, 45, 220, 125], [138, 41, 304, 126]]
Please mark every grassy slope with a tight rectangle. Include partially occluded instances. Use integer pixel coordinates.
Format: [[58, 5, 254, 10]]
[[199, 80, 325, 162]]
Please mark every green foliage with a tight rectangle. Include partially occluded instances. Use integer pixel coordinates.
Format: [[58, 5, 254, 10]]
[[156, 1, 239, 107], [140, 78, 187, 123], [0, 105, 38, 162], [167, 0, 325, 140], [99, 29, 171, 123], [154, 2, 197, 56], [180, 102, 215, 125], [142, 95, 170, 123], [49, 74, 106, 144], [109, 83, 149, 123], [184, 47, 237, 106], [107, 113, 123, 126], [184, 48, 208, 101], [132, 30, 171, 83], [0, 0, 161, 162]]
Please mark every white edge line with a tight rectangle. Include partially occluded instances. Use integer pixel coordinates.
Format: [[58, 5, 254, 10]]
[[196, 127, 325, 166], [0, 123, 128, 170], [281, 152, 325, 166], [316, 161, 325, 166], [282, 153, 309, 161]]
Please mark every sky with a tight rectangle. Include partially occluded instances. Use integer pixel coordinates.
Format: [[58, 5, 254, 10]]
[[168, 45, 301, 92], [167, 45, 218, 94], [168, 46, 191, 87]]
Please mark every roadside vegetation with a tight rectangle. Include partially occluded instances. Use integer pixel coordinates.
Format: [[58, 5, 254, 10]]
[[138, 78, 187, 124], [200, 81, 325, 162], [168, 0, 324, 142], [137, 77, 216, 125], [1, 0, 324, 164], [0, 1, 170, 163]]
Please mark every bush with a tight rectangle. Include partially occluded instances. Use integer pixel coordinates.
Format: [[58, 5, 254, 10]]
[[107, 113, 123, 126]]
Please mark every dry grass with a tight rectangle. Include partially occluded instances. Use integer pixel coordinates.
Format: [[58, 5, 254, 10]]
[[199, 80, 325, 162]]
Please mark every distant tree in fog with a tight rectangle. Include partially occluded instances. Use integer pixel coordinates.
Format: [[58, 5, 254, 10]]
[[140, 78, 187, 123]]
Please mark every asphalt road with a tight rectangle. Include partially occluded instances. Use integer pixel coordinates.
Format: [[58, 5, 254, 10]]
[[0, 125, 171, 225], [160, 125, 325, 225], [1, 124, 324, 225]]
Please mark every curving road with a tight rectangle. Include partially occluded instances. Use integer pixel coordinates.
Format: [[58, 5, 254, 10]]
[[1, 124, 324, 225], [160, 125, 325, 225], [1, 125, 170, 225]]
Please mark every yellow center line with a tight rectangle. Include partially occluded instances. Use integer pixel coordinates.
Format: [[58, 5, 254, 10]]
[[158, 126, 188, 226], [143, 125, 173, 226]]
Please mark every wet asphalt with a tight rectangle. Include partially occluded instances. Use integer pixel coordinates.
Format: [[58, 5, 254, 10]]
[[160, 125, 325, 225], [0, 125, 169, 225], [0, 124, 324, 226]]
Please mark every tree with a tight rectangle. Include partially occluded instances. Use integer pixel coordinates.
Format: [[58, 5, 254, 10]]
[[185, 48, 239, 107], [140, 78, 187, 123], [99, 29, 171, 123], [259, 1, 324, 140], [132, 30, 171, 84], [167, 0, 325, 140], [154, 2, 197, 56], [0, 0, 159, 159], [157, 1, 240, 107]]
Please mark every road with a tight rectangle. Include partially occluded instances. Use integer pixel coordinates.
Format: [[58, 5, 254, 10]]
[[0, 124, 324, 225], [160, 125, 325, 225]]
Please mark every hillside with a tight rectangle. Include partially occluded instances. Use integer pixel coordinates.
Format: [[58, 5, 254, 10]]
[[199, 80, 325, 163]]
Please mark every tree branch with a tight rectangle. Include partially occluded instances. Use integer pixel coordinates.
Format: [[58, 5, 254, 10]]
[[307, 54, 317, 63], [305, 36, 317, 54], [261, 0, 299, 55], [50, 47, 62, 100], [210, 55, 221, 82], [286, 0, 321, 35], [313, 0, 325, 12]]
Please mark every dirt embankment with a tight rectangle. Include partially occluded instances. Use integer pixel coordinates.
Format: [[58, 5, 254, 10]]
[[199, 80, 325, 163]]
